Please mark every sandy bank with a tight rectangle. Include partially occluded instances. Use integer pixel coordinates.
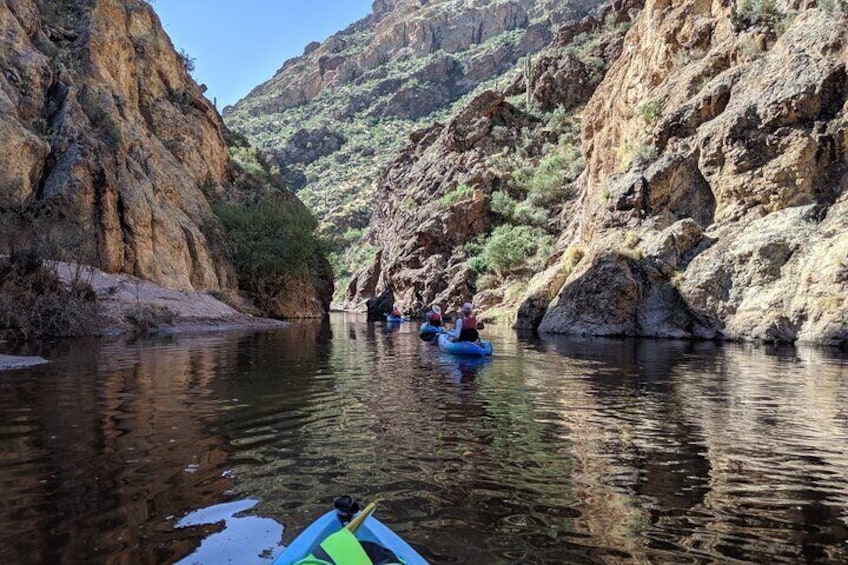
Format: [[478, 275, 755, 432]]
[[52, 263, 288, 335]]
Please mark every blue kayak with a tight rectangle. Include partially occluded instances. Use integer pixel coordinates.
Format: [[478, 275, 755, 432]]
[[419, 323, 443, 342], [438, 333, 493, 357], [385, 315, 406, 323], [273, 508, 428, 565]]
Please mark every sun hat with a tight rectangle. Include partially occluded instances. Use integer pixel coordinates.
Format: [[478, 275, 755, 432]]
[[432, 305, 441, 314], [461, 302, 473, 313]]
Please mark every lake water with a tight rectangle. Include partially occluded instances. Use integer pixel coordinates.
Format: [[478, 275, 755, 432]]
[[1, 313, 847, 564]]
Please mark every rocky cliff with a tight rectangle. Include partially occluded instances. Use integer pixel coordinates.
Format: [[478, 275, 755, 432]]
[[0, 0, 331, 318], [535, 0, 848, 346], [225, 0, 606, 300], [346, 0, 848, 346], [344, 0, 642, 316]]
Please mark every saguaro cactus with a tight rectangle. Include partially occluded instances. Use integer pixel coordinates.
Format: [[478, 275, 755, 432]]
[[524, 54, 534, 109]]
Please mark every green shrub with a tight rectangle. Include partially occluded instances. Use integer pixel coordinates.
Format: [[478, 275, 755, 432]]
[[547, 107, 576, 133], [343, 227, 365, 242], [639, 101, 662, 125], [619, 139, 659, 170], [438, 184, 475, 207], [467, 255, 489, 275], [819, 0, 848, 14], [213, 195, 327, 303], [561, 246, 585, 277], [490, 191, 518, 218], [513, 202, 550, 227], [733, 0, 792, 34], [512, 143, 582, 206], [480, 225, 553, 277], [634, 142, 659, 163]]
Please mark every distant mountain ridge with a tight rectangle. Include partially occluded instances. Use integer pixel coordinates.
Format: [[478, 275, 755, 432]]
[[226, 0, 597, 118]]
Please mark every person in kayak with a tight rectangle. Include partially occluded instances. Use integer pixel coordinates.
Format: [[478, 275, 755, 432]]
[[449, 302, 484, 342], [426, 304, 443, 327]]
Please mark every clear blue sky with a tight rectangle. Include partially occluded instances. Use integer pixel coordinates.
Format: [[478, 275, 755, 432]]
[[152, 0, 373, 109]]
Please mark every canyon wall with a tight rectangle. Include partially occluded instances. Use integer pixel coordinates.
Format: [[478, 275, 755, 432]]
[[344, 0, 847, 345], [0, 0, 331, 317]]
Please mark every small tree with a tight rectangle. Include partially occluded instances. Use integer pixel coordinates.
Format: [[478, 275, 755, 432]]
[[178, 48, 196, 73]]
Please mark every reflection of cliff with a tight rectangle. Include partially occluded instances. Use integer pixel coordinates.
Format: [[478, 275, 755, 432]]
[[539, 336, 848, 562], [675, 346, 848, 562], [0, 333, 257, 563]]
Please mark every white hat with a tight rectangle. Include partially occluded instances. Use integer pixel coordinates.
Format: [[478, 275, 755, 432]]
[[432, 305, 441, 314], [462, 302, 473, 313]]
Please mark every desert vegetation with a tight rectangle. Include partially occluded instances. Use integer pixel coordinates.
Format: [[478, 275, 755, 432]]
[[207, 130, 331, 311], [463, 108, 583, 289], [0, 249, 98, 341]]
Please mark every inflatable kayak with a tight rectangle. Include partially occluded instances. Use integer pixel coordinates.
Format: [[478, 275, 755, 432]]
[[437, 333, 493, 357], [419, 322, 443, 342], [273, 499, 428, 565]]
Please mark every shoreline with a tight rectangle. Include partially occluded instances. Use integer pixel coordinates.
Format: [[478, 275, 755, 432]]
[[0, 354, 49, 371]]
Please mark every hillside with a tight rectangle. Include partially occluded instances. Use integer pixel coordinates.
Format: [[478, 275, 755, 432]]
[[0, 0, 332, 329], [225, 0, 606, 299], [345, 0, 848, 346]]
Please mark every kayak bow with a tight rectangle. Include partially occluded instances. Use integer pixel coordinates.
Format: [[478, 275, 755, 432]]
[[273, 503, 429, 565]]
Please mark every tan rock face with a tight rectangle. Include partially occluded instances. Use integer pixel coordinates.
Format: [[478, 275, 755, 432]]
[[537, 1, 848, 345], [0, 0, 332, 318], [1, 0, 231, 291]]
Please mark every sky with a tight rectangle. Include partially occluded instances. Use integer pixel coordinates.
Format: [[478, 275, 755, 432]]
[[152, 0, 374, 109]]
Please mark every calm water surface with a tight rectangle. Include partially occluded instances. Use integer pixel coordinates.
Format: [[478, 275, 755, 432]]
[[1, 314, 847, 564]]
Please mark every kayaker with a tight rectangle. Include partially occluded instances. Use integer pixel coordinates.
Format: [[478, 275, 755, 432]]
[[449, 302, 484, 342], [426, 304, 443, 327]]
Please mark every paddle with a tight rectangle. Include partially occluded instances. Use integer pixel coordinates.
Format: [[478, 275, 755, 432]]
[[346, 502, 376, 533]]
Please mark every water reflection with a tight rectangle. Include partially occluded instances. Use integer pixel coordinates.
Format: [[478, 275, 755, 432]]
[[175, 499, 283, 564], [0, 317, 846, 564]]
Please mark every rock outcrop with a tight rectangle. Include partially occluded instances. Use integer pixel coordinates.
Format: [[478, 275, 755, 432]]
[[534, 1, 848, 346], [0, 0, 331, 319], [1, 0, 231, 290], [345, 91, 541, 313]]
